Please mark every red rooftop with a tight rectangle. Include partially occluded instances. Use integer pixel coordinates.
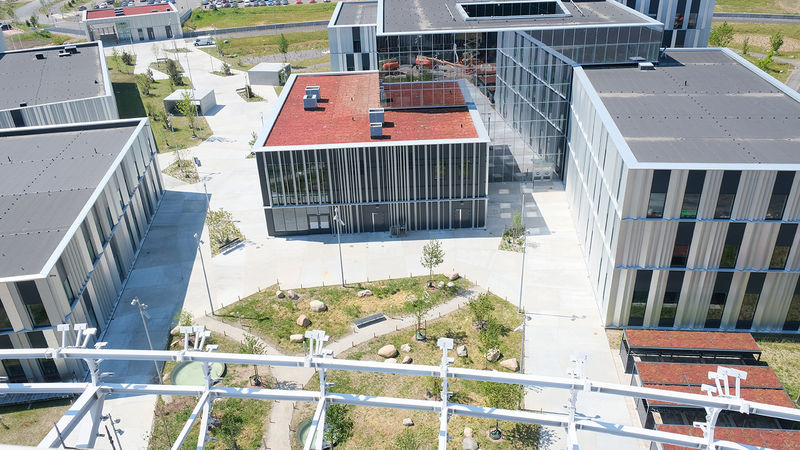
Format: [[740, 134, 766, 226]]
[[86, 4, 173, 19], [264, 73, 479, 147]]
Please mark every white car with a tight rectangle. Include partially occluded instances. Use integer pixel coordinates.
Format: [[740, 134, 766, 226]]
[[194, 36, 214, 46]]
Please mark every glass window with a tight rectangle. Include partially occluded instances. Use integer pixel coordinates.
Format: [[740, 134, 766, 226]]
[[766, 171, 795, 220], [715, 171, 741, 219], [737, 273, 765, 329], [0, 301, 12, 331], [82, 222, 97, 264], [783, 277, 800, 331], [55, 260, 74, 304], [648, 0, 660, 17], [671, 222, 695, 268], [680, 170, 705, 219], [706, 272, 732, 328], [647, 170, 670, 218], [673, 0, 687, 28], [0, 336, 27, 382], [628, 270, 652, 326], [17, 281, 50, 327], [720, 223, 746, 269], [659, 271, 684, 327], [770, 224, 796, 270]]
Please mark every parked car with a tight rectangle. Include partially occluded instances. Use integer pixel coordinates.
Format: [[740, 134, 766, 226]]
[[282, 0, 288, 4], [295, 0, 301, 3], [77, 5, 87, 10], [267, 0, 273, 5], [98, 2, 108, 8], [194, 36, 214, 46], [308, 0, 315, 3]]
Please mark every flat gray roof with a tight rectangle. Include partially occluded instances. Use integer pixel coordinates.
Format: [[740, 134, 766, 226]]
[[584, 49, 800, 165], [381, 0, 652, 34], [0, 121, 141, 280], [335, 1, 377, 26], [0, 42, 106, 111]]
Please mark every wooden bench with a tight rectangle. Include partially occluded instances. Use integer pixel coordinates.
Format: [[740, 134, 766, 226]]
[[217, 238, 243, 254], [353, 313, 386, 329]]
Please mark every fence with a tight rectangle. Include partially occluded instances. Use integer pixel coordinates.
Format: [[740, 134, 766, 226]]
[[182, 19, 328, 38]]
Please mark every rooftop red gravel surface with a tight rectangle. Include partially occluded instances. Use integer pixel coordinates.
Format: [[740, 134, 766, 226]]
[[625, 330, 760, 352], [86, 4, 173, 19], [264, 73, 479, 147], [642, 383, 796, 408], [636, 363, 782, 388], [657, 425, 800, 450]]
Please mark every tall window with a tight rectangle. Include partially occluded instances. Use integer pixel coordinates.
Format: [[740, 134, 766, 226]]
[[783, 277, 800, 331], [680, 170, 705, 219], [673, 0, 687, 28], [720, 223, 746, 269], [0, 300, 12, 331], [17, 281, 50, 327], [737, 273, 765, 329], [628, 270, 652, 326], [55, 260, 74, 304], [765, 171, 795, 220], [647, 170, 670, 218], [0, 335, 26, 382], [688, 0, 700, 29], [705, 272, 733, 328], [770, 224, 797, 270], [82, 223, 97, 264], [714, 171, 741, 219], [28, 332, 60, 381], [671, 222, 695, 268], [648, 0, 660, 18], [659, 271, 684, 327]]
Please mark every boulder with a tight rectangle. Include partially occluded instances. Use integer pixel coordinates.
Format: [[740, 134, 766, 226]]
[[403, 417, 414, 426], [405, 294, 418, 304], [378, 344, 399, 358], [357, 289, 373, 298], [402, 355, 413, 364], [400, 343, 412, 353], [447, 282, 455, 288], [384, 358, 398, 364], [290, 334, 304, 343], [276, 290, 285, 299], [500, 358, 519, 372], [287, 290, 299, 300], [296, 315, 311, 327], [446, 271, 460, 281], [463, 427, 474, 438], [170, 325, 180, 336], [437, 281, 445, 289], [486, 348, 501, 362], [456, 345, 468, 357], [309, 300, 327, 312], [462, 437, 479, 450]]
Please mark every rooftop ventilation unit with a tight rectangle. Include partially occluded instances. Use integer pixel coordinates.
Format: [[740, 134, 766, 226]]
[[638, 62, 655, 70], [19, 102, 27, 107], [34, 52, 46, 60], [305, 85, 320, 97], [115, 7, 124, 16], [58, 50, 71, 57], [370, 122, 383, 139], [64, 45, 78, 54], [303, 94, 318, 110], [368, 107, 384, 124]]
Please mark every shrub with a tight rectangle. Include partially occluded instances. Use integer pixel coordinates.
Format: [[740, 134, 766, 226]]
[[708, 22, 733, 47], [770, 31, 784, 53], [121, 50, 133, 65], [742, 37, 750, 55], [164, 58, 184, 86], [324, 404, 354, 445]]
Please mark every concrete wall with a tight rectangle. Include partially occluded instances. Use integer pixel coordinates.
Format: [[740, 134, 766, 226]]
[[0, 95, 119, 128], [84, 10, 182, 43], [0, 120, 165, 382]]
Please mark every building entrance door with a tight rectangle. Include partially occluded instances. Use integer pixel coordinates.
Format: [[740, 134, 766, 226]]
[[370, 212, 385, 232], [147, 27, 155, 40], [454, 208, 471, 228]]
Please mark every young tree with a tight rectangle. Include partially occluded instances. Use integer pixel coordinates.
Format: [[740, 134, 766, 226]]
[[770, 31, 784, 54], [277, 33, 289, 61], [248, 131, 258, 147], [165, 58, 183, 86], [467, 293, 493, 330], [480, 381, 523, 438], [708, 22, 734, 47], [135, 73, 151, 96], [741, 37, 750, 56], [176, 90, 197, 136], [111, 48, 120, 67], [420, 239, 444, 287], [28, 14, 38, 28], [408, 292, 433, 340], [215, 39, 225, 57], [222, 62, 232, 76], [324, 404, 354, 445], [239, 335, 266, 382], [151, 43, 160, 61], [146, 67, 155, 84], [121, 50, 133, 66]]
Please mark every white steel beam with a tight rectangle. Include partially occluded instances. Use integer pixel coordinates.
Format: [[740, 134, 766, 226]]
[[196, 399, 211, 450], [38, 386, 103, 448], [304, 397, 327, 450], [171, 391, 211, 450]]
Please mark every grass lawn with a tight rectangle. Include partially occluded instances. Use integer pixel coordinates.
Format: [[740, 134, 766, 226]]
[[0, 0, 29, 19], [61, 0, 92, 13], [199, 30, 328, 70], [183, 3, 336, 31], [714, 22, 800, 57], [148, 333, 271, 450], [0, 398, 73, 445], [163, 158, 200, 183], [715, 0, 800, 15], [106, 56, 212, 152], [740, 52, 792, 82], [2, 30, 82, 49], [292, 294, 535, 449], [219, 275, 468, 353], [754, 334, 800, 404]]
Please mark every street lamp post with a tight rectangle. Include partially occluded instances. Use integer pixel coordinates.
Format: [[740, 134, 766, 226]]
[[130, 297, 162, 383], [333, 206, 346, 287], [194, 233, 215, 315]]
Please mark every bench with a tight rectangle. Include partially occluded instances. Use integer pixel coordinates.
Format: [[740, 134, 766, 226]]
[[217, 238, 243, 254], [353, 313, 386, 329]]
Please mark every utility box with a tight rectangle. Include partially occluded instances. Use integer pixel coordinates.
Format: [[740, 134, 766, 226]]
[[247, 62, 291, 86]]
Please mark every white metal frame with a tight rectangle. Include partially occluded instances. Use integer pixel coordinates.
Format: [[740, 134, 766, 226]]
[[3, 323, 799, 449]]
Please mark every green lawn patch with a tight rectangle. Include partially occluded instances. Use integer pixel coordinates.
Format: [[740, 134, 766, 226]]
[[715, 0, 800, 15], [293, 293, 534, 449], [199, 30, 328, 70], [60, 0, 92, 13], [740, 52, 792, 82], [183, 3, 336, 31], [0, 398, 73, 446], [754, 334, 800, 404], [0, 1, 29, 19], [163, 158, 200, 184]]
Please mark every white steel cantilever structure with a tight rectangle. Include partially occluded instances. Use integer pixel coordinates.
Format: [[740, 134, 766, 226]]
[[3, 324, 800, 449]]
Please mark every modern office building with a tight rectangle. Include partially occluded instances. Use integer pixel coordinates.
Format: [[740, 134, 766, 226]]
[[613, 0, 716, 48], [82, 4, 182, 44], [254, 72, 490, 236], [0, 42, 117, 129], [566, 48, 800, 332], [0, 118, 164, 382]]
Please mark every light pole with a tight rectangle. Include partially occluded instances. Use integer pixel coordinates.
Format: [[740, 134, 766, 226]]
[[517, 188, 528, 313], [130, 297, 162, 383], [194, 233, 215, 315], [333, 206, 345, 287]]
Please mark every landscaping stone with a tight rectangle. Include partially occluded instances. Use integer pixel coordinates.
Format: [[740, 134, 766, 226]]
[[309, 300, 327, 312], [296, 315, 311, 327], [170, 325, 180, 336], [447, 282, 455, 288], [486, 348, 501, 362], [403, 418, 414, 426], [462, 437, 479, 450], [402, 355, 412, 364], [378, 344, 399, 358], [500, 358, 519, 372], [438, 281, 445, 289], [287, 290, 299, 300], [400, 343, 412, 353], [457, 345, 468, 357], [357, 289, 373, 298], [385, 358, 397, 364], [405, 294, 418, 304], [276, 290, 285, 299], [289, 334, 304, 343], [446, 271, 460, 281], [464, 427, 474, 438]]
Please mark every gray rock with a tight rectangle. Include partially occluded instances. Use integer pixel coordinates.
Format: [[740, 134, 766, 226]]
[[456, 345, 468, 357], [287, 290, 299, 300], [400, 343, 412, 353], [384, 358, 398, 364], [378, 344, 399, 358], [296, 314, 311, 327], [486, 348, 501, 362], [405, 294, 418, 304], [500, 358, 519, 372], [463, 427, 474, 438], [290, 334, 304, 343], [276, 290, 285, 299], [309, 300, 327, 312], [357, 289, 373, 298], [446, 271, 460, 281], [437, 281, 445, 289], [447, 281, 455, 288], [403, 417, 414, 426], [402, 355, 413, 364], [462, 437, 479, 450]]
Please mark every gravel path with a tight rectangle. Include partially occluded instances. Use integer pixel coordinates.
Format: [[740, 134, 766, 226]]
[[243, 48, 327, 65]]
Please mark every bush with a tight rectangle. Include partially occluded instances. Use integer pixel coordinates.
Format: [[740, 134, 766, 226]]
[[468, 293, 493, 329], [708, 21, 734, 47], [207, 209, 245, 253], [770, 31, 784, 53], [742, 37, 750, 55], [121, 50, 133, 65], [164, 58, 184, 86]]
